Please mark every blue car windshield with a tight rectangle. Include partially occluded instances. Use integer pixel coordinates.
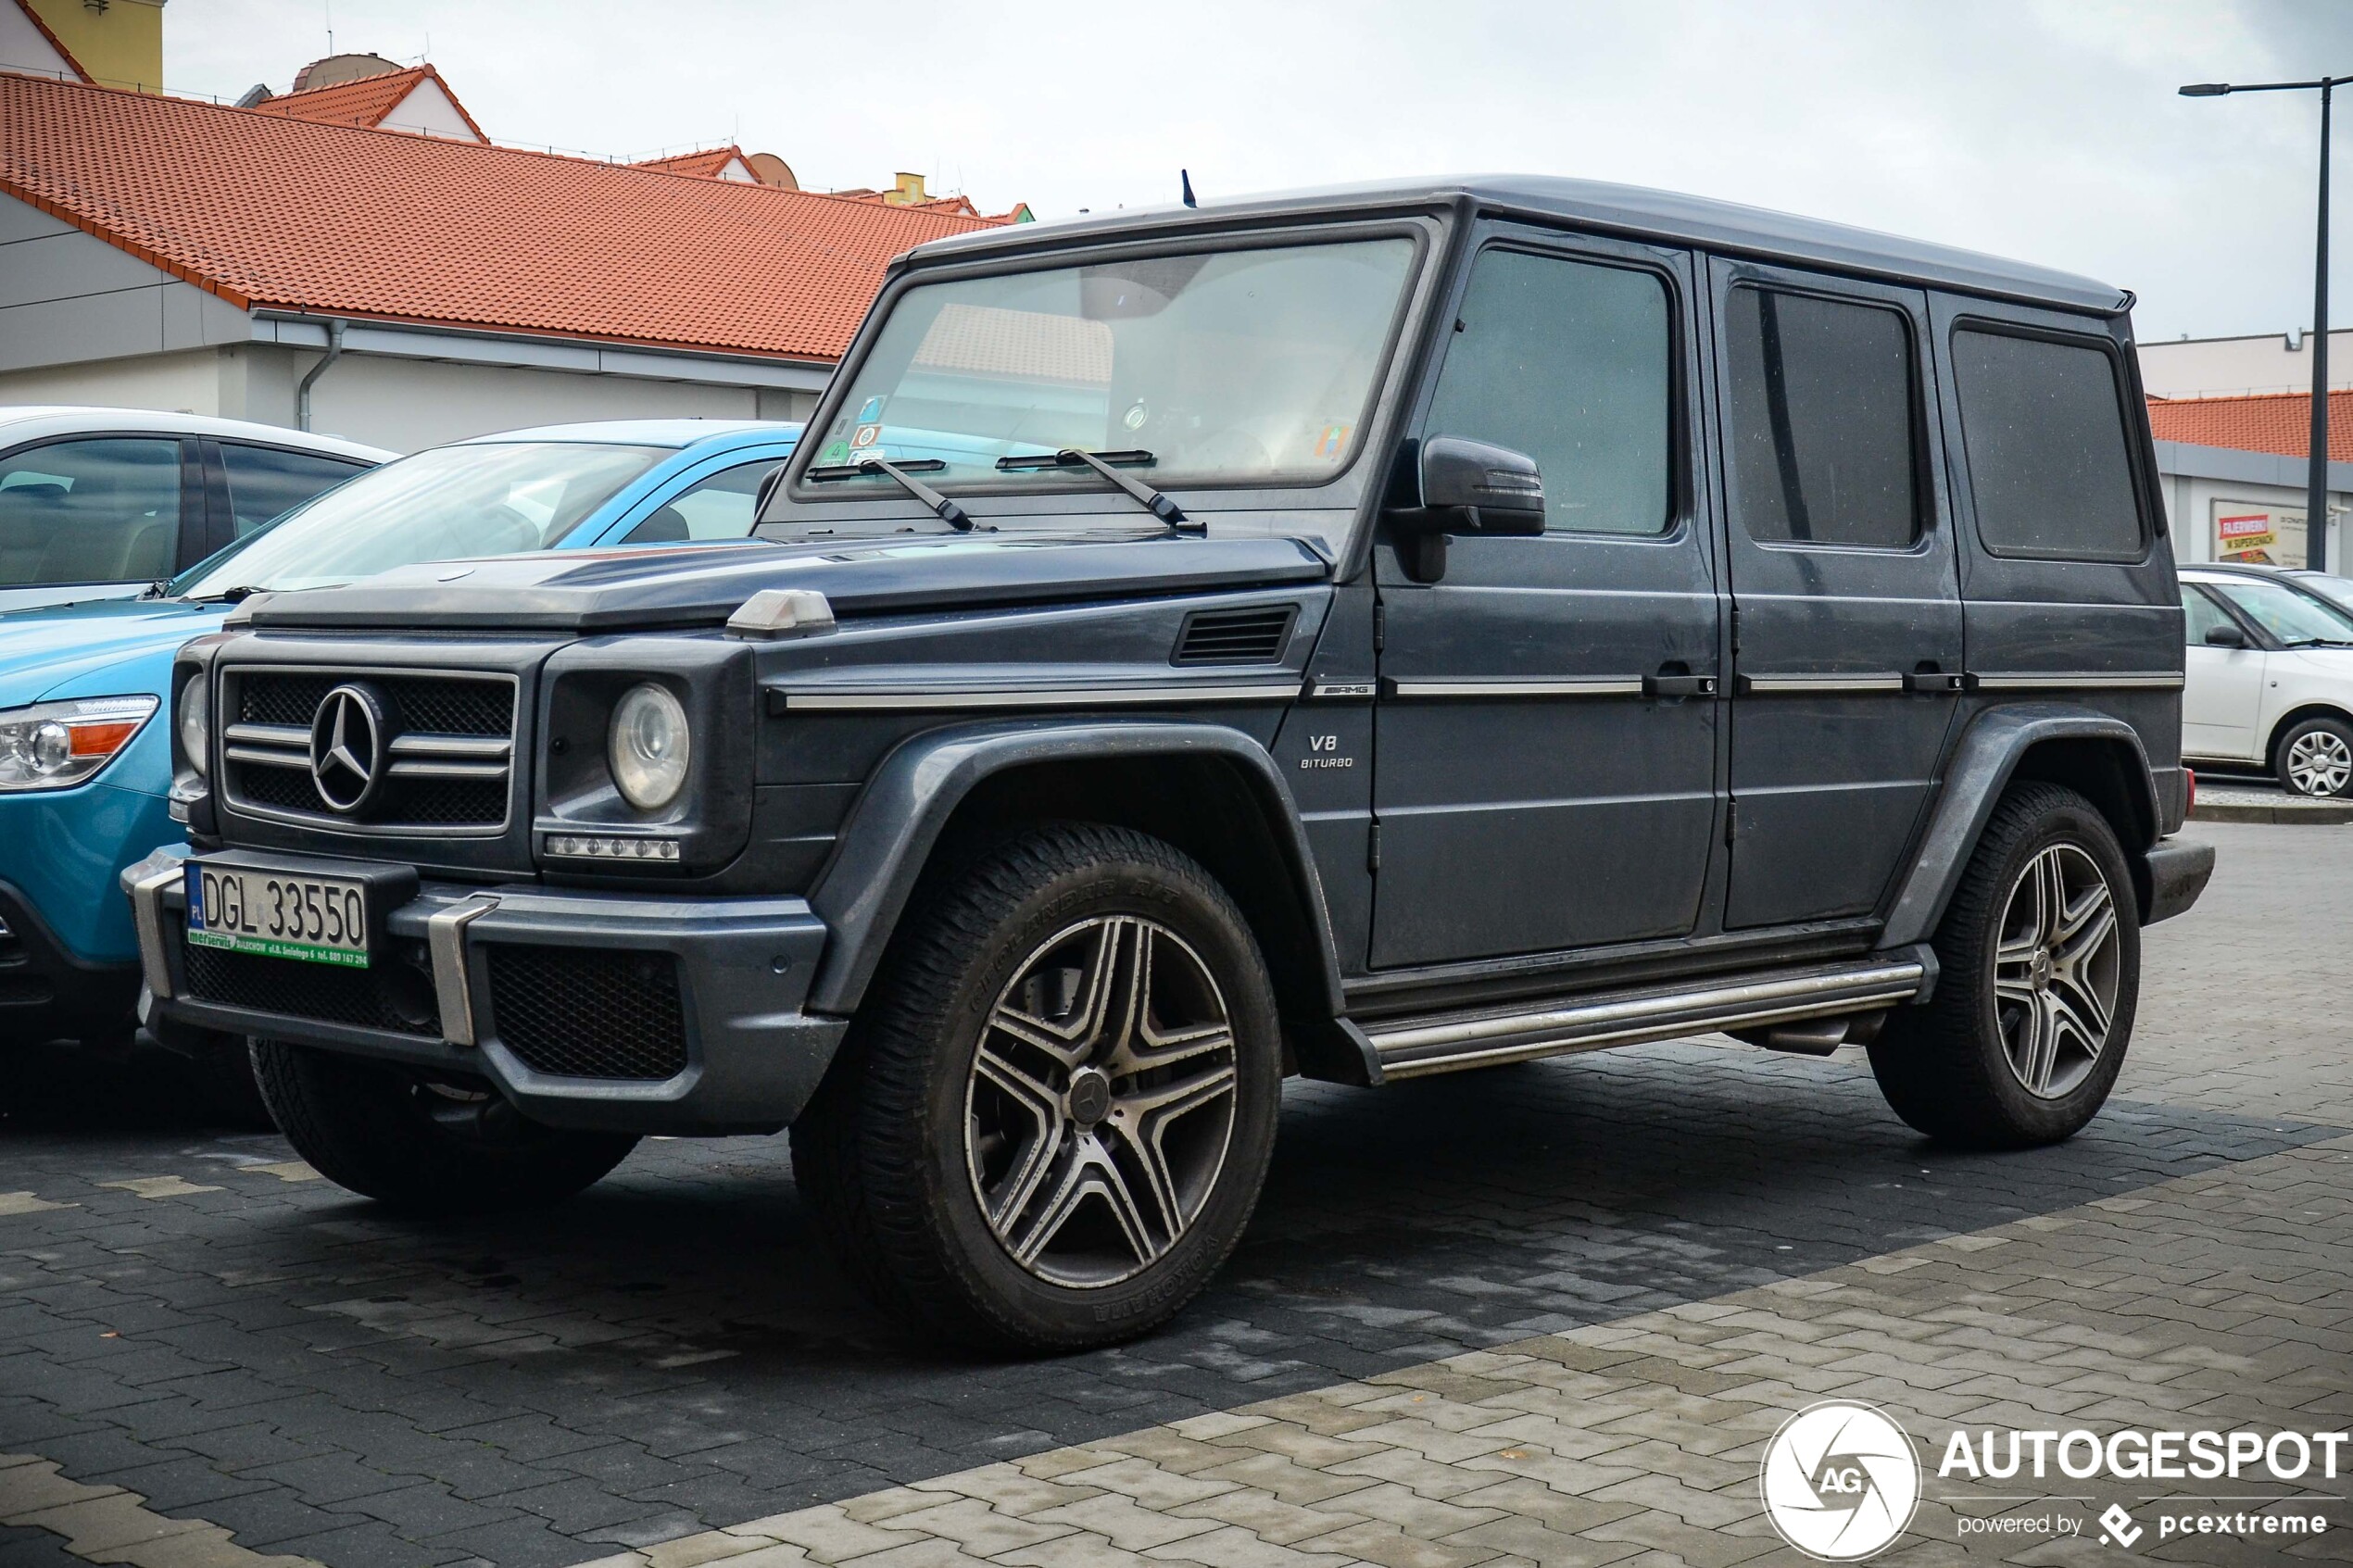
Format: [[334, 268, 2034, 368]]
[[173, 442, 667, 597]]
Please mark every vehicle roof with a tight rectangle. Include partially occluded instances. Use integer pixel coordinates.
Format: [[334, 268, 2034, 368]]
[[910, 175, 2129, 316], [452, 419, 799, 449], [0, 406, 394, 462]]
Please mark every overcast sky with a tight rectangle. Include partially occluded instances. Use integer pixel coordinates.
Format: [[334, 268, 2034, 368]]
[[166, 1, 2353, 342]]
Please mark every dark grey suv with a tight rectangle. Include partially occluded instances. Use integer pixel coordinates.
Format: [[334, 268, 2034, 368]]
[[130, 178, 2214, 1350]]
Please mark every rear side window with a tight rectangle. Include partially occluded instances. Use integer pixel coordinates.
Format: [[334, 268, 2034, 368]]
[[1952, 328, 2145, 561], [220, 444, 370, 535], [1724, 287, 1920, 548], [0, 436, 181, 585], [1423, 248, 1673, 535]]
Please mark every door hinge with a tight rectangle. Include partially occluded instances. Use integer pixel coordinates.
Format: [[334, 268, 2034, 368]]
[[1366, 821, 1382, 872], [1724, 800, 1738, 845], [1373, 602, 1386, 653]]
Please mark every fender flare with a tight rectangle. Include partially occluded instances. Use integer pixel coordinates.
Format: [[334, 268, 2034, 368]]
[[803, 719, 1347, 1018], [1878, 704, 2158, 950]]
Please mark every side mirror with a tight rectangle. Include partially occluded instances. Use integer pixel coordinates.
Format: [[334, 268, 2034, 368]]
[[1388, 436, 1546, 582], [2204, 621, 2249, 649]]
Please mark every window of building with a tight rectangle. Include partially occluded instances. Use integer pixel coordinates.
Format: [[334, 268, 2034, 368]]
[[1724, 287, 1920, 548], [220, 444, 371, 535], [1423, 248, 1672, 535], [1953, 328, 2145, 561], [0, 437, 182, 585], [623, 459, 786, 544]]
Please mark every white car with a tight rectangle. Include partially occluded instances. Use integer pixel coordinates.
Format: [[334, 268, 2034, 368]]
[[2180, 566, 2353, 797], [0, 408, 389, 614]]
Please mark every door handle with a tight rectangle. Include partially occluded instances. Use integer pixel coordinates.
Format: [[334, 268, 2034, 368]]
[[1903, 670, 1969, 694], [1643, 672, 1718, 698]]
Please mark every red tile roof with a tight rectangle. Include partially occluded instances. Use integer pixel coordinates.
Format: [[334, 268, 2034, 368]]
[[0, 72, 1011, 363], [631, 145, 751, 179], [254, 64, 486, 140], [2147, 389, 2353, 463]]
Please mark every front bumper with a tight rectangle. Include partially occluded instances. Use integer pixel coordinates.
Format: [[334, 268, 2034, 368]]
[[123, 849, 845, 1135]]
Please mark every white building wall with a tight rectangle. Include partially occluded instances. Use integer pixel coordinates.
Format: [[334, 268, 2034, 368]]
[[378, 79, 483, 142], [301, 353, 763, 451], [2140, 330, 2353, 398], [0, 4, 78, 80]]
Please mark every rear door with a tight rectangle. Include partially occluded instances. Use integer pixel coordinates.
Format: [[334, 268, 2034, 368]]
[[1708, 260, 1963, 929], [208, 440, 374, 555], [1370, 226, 1722, 968]]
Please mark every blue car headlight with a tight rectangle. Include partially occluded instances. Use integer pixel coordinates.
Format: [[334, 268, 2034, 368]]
[[0, 696, 158, 791]]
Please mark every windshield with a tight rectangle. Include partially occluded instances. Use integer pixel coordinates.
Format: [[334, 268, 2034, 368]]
[[173, 442, 666, 597], [2293, 572, 2353, 616], [800, 237, 1416, 503], [2207, 576, 2353, 646]]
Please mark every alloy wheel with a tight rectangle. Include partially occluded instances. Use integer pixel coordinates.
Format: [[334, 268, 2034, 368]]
[[963, 915, 1239, 1288], [2285, 730, 2353, 797], [1992, 843, 2121, 1100]]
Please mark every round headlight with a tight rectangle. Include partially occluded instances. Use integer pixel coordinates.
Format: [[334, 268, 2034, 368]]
[[178, 678, 209, 779], [609, 684, 690, 810]]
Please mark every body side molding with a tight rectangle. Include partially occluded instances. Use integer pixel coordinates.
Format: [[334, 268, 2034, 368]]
[[803, 720, 1347, 1018]]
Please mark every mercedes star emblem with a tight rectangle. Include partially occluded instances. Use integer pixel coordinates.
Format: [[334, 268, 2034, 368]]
[[308, 684, 388, 813]]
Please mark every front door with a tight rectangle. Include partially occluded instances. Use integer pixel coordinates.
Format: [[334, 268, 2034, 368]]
[[2180, 583, 2262, 759], [1709, 260, 1964, 929], [1370, 230, 1721, 970]]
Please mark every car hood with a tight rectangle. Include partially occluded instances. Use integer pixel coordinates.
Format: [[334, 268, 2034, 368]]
[[0, 596, 224, 709], [247, 532, 1335, 633]]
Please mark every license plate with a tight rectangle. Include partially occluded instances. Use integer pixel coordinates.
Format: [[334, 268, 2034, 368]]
[[185, 863, 371, 969]]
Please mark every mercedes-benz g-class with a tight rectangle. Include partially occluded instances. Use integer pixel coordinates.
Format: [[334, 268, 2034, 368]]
[[129, 178, 2215, 1350]]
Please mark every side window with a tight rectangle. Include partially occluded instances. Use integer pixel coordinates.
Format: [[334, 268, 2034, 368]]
[[1951, 328, 2145, 561], [1422, 248, 1671, 535], [220, 445, 370, 535], [622, 459, 786, 544], [0, 437, 181, 585], [2182, 585, 2238, 646], [1724, 287, 1920, 548]]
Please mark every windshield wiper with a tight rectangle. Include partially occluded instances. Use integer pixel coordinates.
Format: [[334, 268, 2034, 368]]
[[2282, 635, 2353, 648], [996, 449, 1201, 533], [136, 579, 173, 601], [805, 457, 972, 532], [180, 584, 267, 605]]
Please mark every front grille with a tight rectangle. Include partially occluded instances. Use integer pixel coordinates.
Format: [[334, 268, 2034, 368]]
[[223, 669, 517, 833], [180, 924, 441, 1038], [1173, 605, 1298, 665], [487, 944, 689, 1081]]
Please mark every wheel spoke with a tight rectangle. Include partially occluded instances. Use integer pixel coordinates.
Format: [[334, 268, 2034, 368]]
[[971, 1040, 1067, 1228], [989, 919, 1126, 1068], [2048, 984, 2108, 1055]]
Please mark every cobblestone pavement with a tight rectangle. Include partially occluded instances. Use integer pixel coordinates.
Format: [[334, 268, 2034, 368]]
[[0, 822, 2347, 1567]]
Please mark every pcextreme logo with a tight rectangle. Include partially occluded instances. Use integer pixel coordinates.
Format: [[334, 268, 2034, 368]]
[[1759, 1401, 1922, 1561]]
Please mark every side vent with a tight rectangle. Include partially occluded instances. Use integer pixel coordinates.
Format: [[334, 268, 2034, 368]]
[[1172, 605, 1298, 666]]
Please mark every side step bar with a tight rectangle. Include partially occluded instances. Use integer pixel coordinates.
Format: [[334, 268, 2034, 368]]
[[1362, 958, 1930, 1081]]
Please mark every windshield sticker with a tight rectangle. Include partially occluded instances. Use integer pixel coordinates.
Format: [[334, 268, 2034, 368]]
[[848, 445, 885, 463], [819, 439, 852, 464], [1123, 400, 1151, 432], [857, 395, 887, 424], [852, 424, 882, 447], [1315, 423, 1353, 460]]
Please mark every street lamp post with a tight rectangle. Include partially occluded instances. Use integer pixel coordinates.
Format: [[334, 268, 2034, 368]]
[[2183, 74, 2353, 573]]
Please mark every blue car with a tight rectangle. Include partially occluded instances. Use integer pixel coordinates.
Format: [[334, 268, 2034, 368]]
[[0, 418, 799, 1049]]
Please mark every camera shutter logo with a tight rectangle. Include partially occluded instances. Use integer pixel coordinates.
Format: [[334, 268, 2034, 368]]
[[1759, 1401, 1921, 1561]]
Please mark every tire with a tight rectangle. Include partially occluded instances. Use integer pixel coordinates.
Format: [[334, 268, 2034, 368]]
[[201, 1035, 277, 1131], [1868, 783, 2139, 1148], [791, 822, 1283, 1353], [250, 1040, 637, 1212], [2274, 715, 2353, 797]]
